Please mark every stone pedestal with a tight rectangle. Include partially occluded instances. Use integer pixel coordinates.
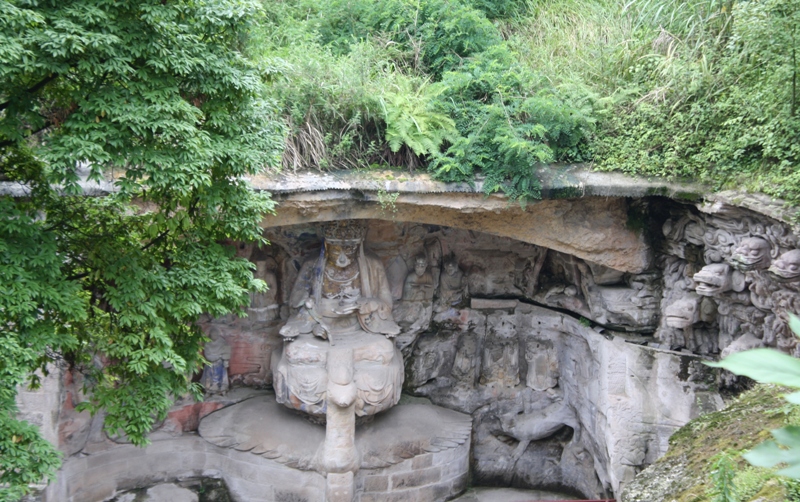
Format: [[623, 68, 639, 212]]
[[198, 395, 471, 502]]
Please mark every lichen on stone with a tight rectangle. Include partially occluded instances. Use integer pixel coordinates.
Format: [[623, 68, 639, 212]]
[[621, 384, 800, 502]]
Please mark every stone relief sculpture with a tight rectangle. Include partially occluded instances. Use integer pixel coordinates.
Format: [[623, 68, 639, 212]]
[[272, 220, 404, 502], [693, 263, 746, 297], [654, 202, 800, 359], [525, 340, 559, 392], [730, 237, 772, 272], [480, 313, 519, 387], [451, 332, 479, 387], [770, 249, 800, 283], [248, 258, 280, 323], [200, 327, 231, 395], [579, 261, 661, 331], [402, 254, 435, 301], [394, 253, 436, 335], [656, 255, 712, 351], [435, 254, 466, 312], [499, 401, 579, 463]]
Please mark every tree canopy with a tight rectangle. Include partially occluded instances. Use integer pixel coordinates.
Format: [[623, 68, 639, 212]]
[[0, 1, 282, 498]]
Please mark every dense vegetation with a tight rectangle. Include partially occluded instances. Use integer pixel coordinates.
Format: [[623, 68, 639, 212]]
[[260, 0, 800, 203], [0, 1, 282, 499]]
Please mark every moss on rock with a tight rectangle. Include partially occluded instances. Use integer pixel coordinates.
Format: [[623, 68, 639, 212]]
[[621, 384, 800, 502]]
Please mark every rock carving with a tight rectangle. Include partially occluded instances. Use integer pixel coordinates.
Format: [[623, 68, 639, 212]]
[[273, 220, 404, 501], [769, 249, 800, 283], [435, 254, 466, 312], [693, 263, 746, 296], [730, 236, 772, 272], [200, 327, 231, 395]]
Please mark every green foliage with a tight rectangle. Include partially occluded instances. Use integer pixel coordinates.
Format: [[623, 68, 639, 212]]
[[734, 466, 779, 501], [710, 452, 739, 502], [1, 0, 282, 497], [380, 77, 458, 157], [376, 188, 399, 216], [429, 45, 593, 199], [592, 0, 800, 203], [260, 0, 593, 200]]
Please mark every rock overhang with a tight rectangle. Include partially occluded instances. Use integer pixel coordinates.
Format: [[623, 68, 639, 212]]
[[251, 165, 707, 274]]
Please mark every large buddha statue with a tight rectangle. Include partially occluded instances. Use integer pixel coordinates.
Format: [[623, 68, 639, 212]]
[[272, 220, 404, 501]]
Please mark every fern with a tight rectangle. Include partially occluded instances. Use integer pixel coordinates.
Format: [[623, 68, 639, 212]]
[[379, 77, 458, 157]]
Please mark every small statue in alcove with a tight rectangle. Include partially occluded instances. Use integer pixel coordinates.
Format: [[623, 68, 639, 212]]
[[434, 254, 466, 312], [403, 254, 435, 302]]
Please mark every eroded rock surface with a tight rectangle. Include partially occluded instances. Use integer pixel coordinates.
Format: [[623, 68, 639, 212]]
[[25, 186, 800, 502]]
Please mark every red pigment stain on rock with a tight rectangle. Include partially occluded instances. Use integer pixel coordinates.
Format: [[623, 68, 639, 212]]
[[166, 402, 224, 433], [228, 335, 272, 386]]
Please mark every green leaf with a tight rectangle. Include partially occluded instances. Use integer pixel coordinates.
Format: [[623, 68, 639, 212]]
[[790, 314, 800, 339], [706, 348, 800, 388], [744, 440, 785, 468], [744, 427, 800, 478]]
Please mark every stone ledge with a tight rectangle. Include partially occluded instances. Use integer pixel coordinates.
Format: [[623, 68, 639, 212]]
[[250, 165, 705, 201]]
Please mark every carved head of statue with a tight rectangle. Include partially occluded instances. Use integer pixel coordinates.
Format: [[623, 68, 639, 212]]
[[664, 293, 716, 328], [413, 254, 428, 277], [731, 237, 771, 272], [768, 249, 800, 282], [323, 221, 366, 269], [664, 294, 700, 329], [693, 263, 746, 296], [444, 256, 459, 276]]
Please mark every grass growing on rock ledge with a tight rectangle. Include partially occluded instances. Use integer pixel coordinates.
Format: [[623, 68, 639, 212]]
[[256, 0, 800, 205], [622, 384, 800, 502]]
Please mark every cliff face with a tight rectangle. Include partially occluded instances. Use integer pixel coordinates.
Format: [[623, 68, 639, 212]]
[[18, 170, 800, 501]]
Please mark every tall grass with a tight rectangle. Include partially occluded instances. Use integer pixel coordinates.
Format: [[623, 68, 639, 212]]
[[503, 0, 636, 89], [254, 0, 800, 204]]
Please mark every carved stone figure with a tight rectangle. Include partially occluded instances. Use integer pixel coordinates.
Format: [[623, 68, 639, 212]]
[[525, 340, 559, 392], [248, 258, 280, 322], [451, 333, 478, 387], [730, 237, 772, 272], [403, 254, 435, 302], [393, 254, 436, 336], [435, 255, 466, 312], [663, 293, 718, 351], [200, 327, 231, 395], [588, 278, 661, 330], [499, 401, 579, 462], [664, 294, 717, 329], [480, 314, 519, 387], [272, 220, 404, 502], [693, 263, 746, 296], [769, 249, 800, 283]]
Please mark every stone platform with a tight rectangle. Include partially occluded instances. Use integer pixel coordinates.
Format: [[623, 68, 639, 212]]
[[198, 396, 472, 501], [44, 394, 470, 502]]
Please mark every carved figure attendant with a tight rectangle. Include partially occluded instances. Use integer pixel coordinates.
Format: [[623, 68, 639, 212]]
[[248, 259, 279, 322], [435, 255, 466, 312], [200, 327, 231, 394], [403, 254, 435, 302], [273, 220, 404, 502], [525, 340, 559, 392]]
